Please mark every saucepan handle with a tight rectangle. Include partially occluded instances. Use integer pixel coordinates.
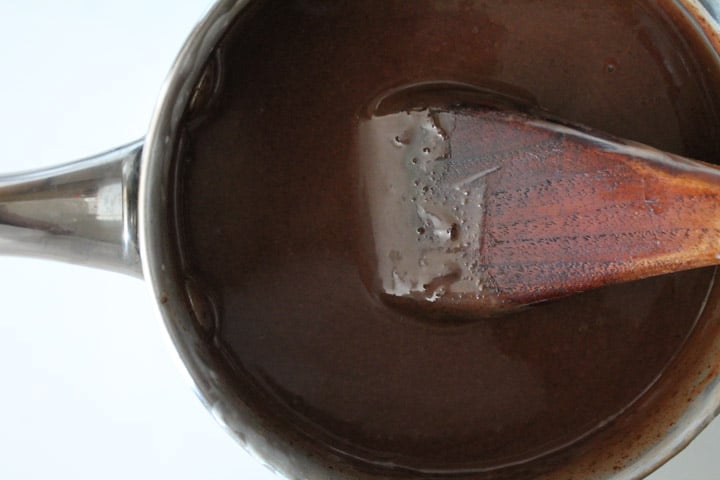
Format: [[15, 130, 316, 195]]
[[0, 140, 143, 277]]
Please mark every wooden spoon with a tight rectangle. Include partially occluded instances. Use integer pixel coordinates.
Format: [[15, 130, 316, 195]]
[[357, 106, 720, 317]]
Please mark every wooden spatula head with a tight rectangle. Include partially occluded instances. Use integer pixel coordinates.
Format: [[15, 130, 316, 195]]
[[357, 107, 720, 318]]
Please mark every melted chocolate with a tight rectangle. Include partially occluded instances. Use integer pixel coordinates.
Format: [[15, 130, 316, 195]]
[[174, 0, 720, 476]]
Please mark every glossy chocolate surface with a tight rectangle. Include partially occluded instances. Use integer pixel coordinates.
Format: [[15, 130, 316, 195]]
[[174, 0, 720, 475]]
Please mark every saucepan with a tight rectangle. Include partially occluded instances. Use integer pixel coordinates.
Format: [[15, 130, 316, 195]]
[[2, 1, 720, 479]]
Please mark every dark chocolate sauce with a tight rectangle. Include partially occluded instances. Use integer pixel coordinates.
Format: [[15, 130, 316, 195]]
[[174, 0, 720, 476]]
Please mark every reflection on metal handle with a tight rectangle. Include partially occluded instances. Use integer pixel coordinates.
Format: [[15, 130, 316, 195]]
[[0, 140, 143, 277]]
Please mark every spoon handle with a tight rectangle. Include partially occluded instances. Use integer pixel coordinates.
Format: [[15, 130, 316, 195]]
[[461, 109, 720, 309]]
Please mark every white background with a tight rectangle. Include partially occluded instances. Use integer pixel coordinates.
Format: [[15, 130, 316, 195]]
[[0, 1, 717, 479]]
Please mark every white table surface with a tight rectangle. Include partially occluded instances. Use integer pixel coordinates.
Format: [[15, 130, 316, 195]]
[[0, 2, 716, 479]]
